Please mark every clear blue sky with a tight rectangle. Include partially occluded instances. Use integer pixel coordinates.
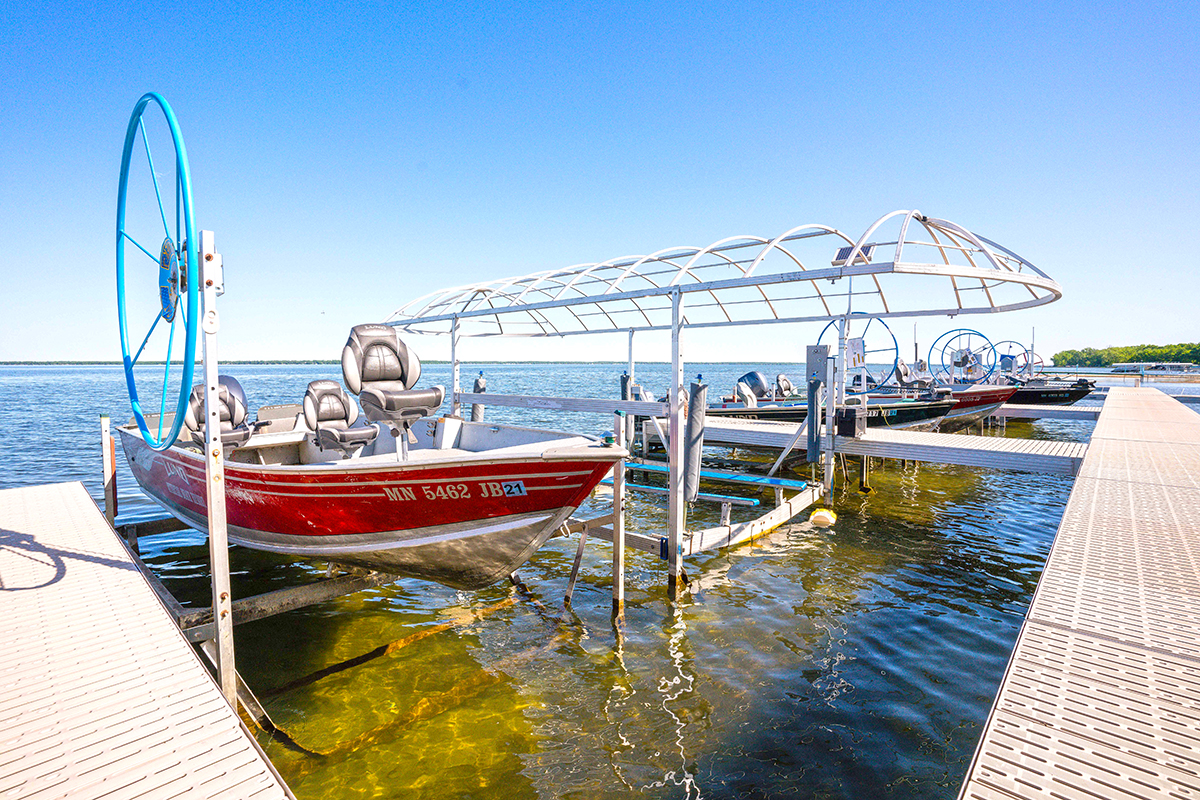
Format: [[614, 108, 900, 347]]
[[2, 0, 1196, 364]]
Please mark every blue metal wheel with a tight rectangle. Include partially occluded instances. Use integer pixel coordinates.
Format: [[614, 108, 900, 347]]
[[116, 92, 199, 451], [928, 328, 996, 385], [817, 314, 899, 393], [993, 340, 1044, 379]]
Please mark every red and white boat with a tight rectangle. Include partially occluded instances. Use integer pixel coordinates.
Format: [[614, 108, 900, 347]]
[[120, 412, 622, 589], [922, 384, 1017, 432], [121, 325, 624, 590]]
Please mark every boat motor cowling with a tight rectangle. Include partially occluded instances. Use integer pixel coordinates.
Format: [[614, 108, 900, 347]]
[[736, 371, 772, 400]]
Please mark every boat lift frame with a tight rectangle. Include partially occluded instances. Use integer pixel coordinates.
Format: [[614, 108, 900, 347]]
[[386, 210, 1063, 602]]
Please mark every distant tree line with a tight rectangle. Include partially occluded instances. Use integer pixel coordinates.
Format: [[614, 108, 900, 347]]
[[1052, 343, 1200, 367]]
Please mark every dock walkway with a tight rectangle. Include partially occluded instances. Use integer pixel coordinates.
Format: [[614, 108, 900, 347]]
[[0, 482, 292, 800], [960, 387, 1200, 799]]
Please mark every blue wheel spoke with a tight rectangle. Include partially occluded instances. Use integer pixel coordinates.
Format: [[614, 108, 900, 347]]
[[158, 312, 178, 442], [131, 311, 163, 367], [121, 229, 159, 263], [139, 118, 173, 243]]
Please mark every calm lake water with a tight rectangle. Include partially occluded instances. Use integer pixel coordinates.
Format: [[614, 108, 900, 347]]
[[0, 362, 1137, 799]]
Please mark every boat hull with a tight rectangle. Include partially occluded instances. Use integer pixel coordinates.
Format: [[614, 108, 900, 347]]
[[119, 427, 617, 589], [931, 385, 1019, 432], [1007, 384, 1093, 405]]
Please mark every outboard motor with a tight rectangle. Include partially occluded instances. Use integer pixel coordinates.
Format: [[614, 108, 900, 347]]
[[734, 381, 758, 408], [735, 371, 771, 400]]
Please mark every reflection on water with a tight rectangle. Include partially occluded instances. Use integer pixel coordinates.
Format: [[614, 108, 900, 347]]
[[0, 364, 1152, 798]]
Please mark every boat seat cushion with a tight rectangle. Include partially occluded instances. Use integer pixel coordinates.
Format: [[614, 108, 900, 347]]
[[360, 385, 446, 425], [183, 375, 252, 449]]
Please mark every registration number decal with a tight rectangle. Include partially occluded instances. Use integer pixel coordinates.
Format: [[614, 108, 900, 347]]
[[480, 480, 527, 498], [385, 480, 529, 502]]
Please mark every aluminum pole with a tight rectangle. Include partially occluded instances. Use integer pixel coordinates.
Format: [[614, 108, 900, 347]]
[[100, 414, 116, 527], [450, 316, 461, 417], [667, 289, 685, 600], [824, 355, 836, 498], [626, 330, 636, 449], [612, 411, 626, 619], [199, 231, 236, 706]]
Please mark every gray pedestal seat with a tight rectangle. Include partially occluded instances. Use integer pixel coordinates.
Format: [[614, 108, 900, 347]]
[[303, 379, 378, 457], [182, 375, 252, 450], [341, 324, 445, 459]]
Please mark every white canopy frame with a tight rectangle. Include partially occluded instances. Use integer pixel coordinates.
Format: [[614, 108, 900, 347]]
[[383, 209, 1061, 603], [386, 210, 1060, 340]]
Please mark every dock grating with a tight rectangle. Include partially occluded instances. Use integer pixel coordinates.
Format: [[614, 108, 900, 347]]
[[0, 481, 292, 800], [961, 388, 1200, 799]]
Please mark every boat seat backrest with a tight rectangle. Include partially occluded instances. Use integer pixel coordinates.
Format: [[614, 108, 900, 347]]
[[182, 375, 252, 449], [776, 374, 794, 397], [341, 324, 445, 431], [303, 379, 377, 457], [342, 324, 421, 394], [895, 358, 933, 390], [303, 379, 359, 429]]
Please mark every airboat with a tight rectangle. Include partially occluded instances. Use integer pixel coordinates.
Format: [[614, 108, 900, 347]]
[[114, 94, 623, 590], [924, 330, 1094, 406]]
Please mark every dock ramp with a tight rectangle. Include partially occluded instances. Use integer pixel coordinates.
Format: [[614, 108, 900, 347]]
[[0, 482, 292, 800]]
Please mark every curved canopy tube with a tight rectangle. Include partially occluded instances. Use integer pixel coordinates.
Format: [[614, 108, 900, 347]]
[[386, 210, 1061, 338]]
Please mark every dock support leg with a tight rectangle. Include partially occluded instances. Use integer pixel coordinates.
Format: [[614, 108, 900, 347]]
[[100, 414, 117, 527], [667, 289, 685, 600], [612, 412, 626, 619], [859, 456, 873, 494], [564, 527, 589, 606]]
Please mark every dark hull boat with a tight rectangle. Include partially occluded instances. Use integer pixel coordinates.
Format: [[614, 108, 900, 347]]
[[706, 397, 957, 430], [1006, 378, 1094, 406], [871, 384, 1018, 433]]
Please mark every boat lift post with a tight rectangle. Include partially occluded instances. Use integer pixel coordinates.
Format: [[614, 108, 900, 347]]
[[667, 288, 685, 600], [626, 330, 636, 450], [612, 410, 626, 618], [198, 230, 236, 706], [450, 316, 461, 417], [100, 413, 117, 528]]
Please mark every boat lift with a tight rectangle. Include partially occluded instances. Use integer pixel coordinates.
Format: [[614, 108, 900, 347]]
[[385, 211, 1063, 602]]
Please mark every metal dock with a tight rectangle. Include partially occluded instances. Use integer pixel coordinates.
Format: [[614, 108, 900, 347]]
[[686, 417, 1089, 475], [0, 482, 292, 800], [961, 387, 1200, 799]]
